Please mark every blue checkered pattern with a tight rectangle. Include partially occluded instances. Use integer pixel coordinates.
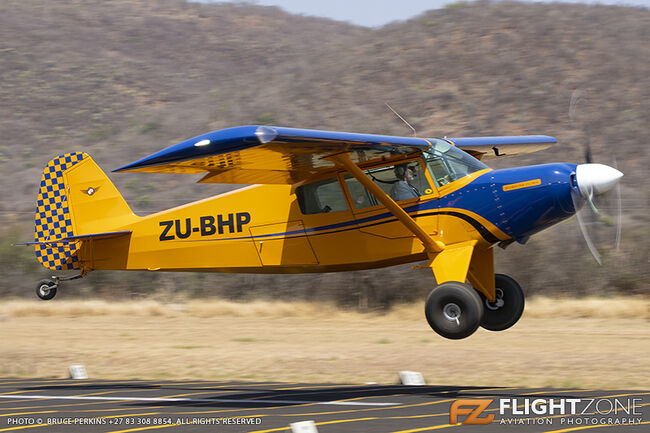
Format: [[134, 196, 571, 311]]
[[34, 152, 87, 270]]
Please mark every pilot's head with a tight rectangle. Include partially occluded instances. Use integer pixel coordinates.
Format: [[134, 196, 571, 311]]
[[395, 164, 415, 181]]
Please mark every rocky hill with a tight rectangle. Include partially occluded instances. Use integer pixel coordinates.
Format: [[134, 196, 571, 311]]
[[1, 0, 647, 301]]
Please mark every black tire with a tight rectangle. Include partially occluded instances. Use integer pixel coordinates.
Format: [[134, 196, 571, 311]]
[[425, 281, 484, 340], [36, 279, 57, 301], [480, 274, 525, 331]]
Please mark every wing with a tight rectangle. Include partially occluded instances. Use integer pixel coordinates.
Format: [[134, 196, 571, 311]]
[[113, 126, 430, 184], [448, 135, 556, 160]]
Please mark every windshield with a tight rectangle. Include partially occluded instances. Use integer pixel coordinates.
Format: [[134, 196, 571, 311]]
[[424, 138, 488, 186]]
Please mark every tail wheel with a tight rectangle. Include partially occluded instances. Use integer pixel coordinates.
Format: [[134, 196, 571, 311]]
[[480, 273, 525, 331], [425, 281, 484, 340], [36, 279, 57, 301]]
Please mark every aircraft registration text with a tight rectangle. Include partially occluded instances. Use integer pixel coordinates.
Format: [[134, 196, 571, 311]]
[[159, 212, 251, 241]]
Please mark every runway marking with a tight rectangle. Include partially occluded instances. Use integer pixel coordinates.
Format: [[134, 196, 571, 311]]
[[0, 394, 399, 407], [249, 417, 378, 433], [0, 387, 171, 406], [74, 390, 152, 397], [0, 384, 517, 408], [272, 384, 365, 390], [156, 382, 289, 398], [3, 383, 478, 418], [0, 400, 162, 411], [0, 383, 280, 408], [162, 395, 471, 418], [389, 426, 456, 433], [154, 381, 296, 390], [249, 415, 457, 433], [542, 420, 650, 432], [522, 389, 594, 395], [595, 392, 650, 398], [150, 381, 230, 387], [0, 380, 148, 388], [459, 387, 520, 393], [0, 411, 55, 417]]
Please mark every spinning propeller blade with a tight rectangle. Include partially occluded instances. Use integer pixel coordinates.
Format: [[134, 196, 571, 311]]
[[572, 190, 601, 265], [613, 157, 622, 250], [569, 89, 623, 264], [573, 163, 623, 265]]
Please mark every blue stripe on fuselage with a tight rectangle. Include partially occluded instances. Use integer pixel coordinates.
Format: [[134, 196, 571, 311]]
[[178, 163, 577, 244]]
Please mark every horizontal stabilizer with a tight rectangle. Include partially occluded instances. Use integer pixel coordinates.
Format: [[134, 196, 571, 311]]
[[15, 231, 131, 246]]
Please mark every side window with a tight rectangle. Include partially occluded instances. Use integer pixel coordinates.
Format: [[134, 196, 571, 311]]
[[345, 160, 432, 210], [345, 175, 379, 209], [296, 177, 349, 214], [425, 156, 449, 187]]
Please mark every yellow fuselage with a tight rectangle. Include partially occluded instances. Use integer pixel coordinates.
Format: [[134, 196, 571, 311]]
[[81, 169, 507, 274]]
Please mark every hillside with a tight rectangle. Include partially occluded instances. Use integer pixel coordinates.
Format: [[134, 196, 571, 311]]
[[0, 0, 648, 301]]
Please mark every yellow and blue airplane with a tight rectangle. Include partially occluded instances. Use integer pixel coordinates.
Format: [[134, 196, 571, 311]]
[[19, 125, 623, 339]]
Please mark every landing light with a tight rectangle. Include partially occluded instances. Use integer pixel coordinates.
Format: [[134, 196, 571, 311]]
[[194, 139, 211, 147]]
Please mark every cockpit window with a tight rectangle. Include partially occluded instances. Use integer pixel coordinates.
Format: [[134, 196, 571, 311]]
[[296, 177, 349, 214], [344, 160, 432, 210], [424, 139, 488, 186]]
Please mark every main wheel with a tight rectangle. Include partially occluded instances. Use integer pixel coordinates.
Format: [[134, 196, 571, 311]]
[[480, 274, 524, 331], [425, 281, 484, 340], [36, 279, 57, 301]]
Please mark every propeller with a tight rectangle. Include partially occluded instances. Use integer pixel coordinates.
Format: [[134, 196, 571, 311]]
[[571, 163, 623, 264], [569, 89, 624, 264]]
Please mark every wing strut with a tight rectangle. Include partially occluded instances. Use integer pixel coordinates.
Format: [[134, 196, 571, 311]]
[[328, 153, 445, 253]]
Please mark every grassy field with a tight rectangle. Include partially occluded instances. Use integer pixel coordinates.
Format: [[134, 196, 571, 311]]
[[1, 297, 648, 389]]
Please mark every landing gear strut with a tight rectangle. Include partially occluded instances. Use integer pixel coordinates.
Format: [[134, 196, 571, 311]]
[[425, 281, 484, 340], [35, 274, 84, 300]]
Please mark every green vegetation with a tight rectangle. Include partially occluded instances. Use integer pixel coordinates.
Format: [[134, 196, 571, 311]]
[[140, 121, 161, 134], [444, 1, 469, 10], [255, 113, 277, 125], [171, 345, 208, 350]]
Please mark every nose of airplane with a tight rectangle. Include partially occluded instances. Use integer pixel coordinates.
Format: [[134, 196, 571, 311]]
[[576, 163, 623, 197]]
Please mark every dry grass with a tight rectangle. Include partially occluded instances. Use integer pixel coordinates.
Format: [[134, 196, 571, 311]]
[[1, 297, 648, 389], [0, 296, 647, 319]]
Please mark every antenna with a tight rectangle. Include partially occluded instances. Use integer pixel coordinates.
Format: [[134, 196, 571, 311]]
[[385, 103, 417, 137]]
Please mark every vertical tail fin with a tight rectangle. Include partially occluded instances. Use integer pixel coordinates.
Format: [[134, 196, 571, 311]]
[[35, 152, 136, 270]]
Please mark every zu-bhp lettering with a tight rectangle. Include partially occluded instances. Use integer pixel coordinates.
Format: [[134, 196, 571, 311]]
[[159, 212, 251, 241]]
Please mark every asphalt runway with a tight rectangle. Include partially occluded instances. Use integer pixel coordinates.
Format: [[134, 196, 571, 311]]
[[0, 378, 648, 433]]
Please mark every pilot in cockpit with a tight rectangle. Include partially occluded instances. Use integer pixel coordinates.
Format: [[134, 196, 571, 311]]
[[391, 164, 420, 201]]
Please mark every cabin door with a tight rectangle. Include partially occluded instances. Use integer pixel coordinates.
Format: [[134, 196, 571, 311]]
[[249, 220, 318, 266]]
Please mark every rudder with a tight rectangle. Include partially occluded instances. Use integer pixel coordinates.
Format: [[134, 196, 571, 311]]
[[35, 152, 86, 270], [35, 152, 136, 270]]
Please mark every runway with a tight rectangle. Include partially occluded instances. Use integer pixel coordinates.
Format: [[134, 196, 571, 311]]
[[0, 378, 648, 432]]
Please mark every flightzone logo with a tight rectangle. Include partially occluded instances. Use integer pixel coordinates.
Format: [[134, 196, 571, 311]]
[[449, 397, 644, 426]]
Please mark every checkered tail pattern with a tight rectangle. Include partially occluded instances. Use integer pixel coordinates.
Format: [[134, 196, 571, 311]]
[[34, 152, 88, 270]]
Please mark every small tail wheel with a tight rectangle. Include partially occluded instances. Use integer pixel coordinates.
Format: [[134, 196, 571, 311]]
[[425, 281, 484, 340], [36, 279, 57, 301], [479, 273, 525, 331]]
